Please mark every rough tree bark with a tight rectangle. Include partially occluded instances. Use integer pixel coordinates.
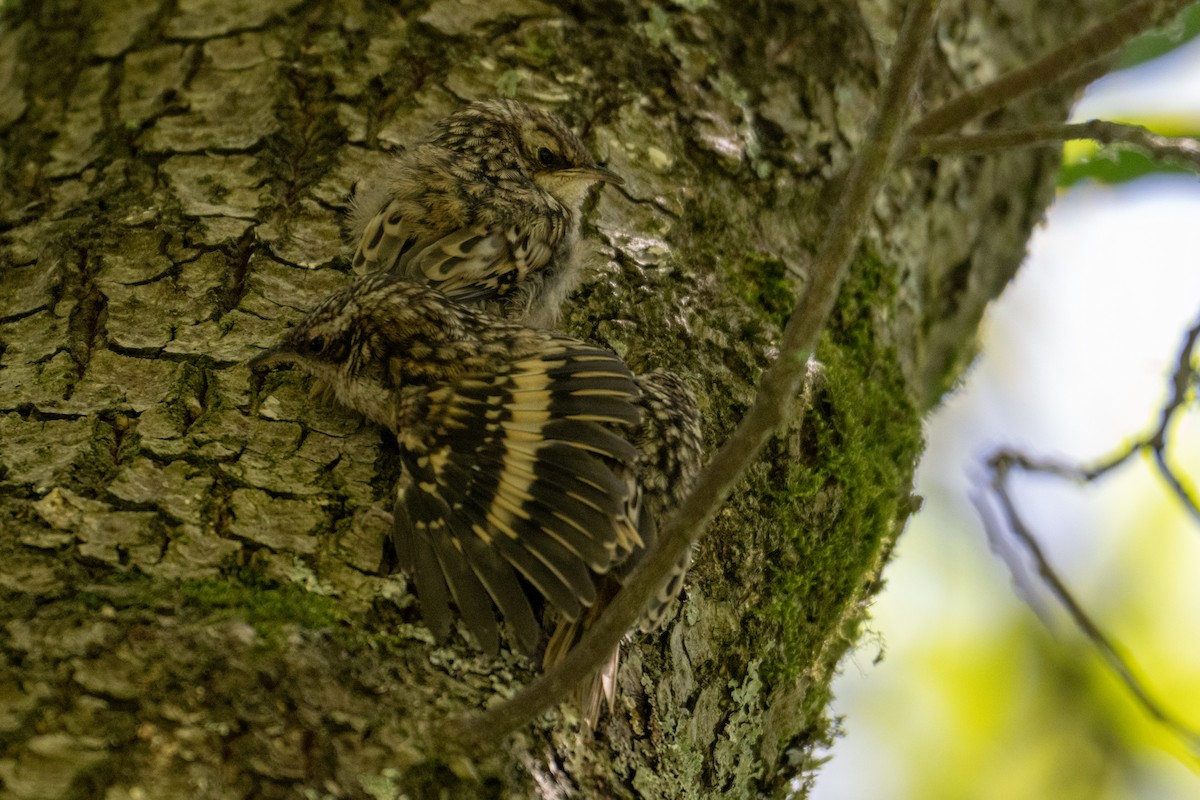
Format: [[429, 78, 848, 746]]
[[0, 0, 1124, 798]]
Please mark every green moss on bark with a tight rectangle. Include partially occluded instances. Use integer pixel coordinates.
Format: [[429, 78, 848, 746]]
[[760, 248, 923, 684], [180, 573, 343, 635]]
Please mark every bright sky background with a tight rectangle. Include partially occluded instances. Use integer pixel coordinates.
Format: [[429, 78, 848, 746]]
[[810, 32, 1200, 800]]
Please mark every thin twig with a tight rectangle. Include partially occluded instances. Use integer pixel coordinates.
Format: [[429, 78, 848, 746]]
[[980, 312, 1200, 755], [1154, 448, 1200, 525], [996, 314, 1200, 488], [909, 120, 1200, 172], [971, 489, 1056, 626], [910, 0, 1195, 136], [1151, 318, 1200, 522], [985, 454, 1200, 754], [450, 0, 944, 745]]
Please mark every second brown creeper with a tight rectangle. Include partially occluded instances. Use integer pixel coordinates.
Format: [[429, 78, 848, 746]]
[[250, 273, 648, 656], [543, 368, 703, 725], [347, 99, 623, 328]]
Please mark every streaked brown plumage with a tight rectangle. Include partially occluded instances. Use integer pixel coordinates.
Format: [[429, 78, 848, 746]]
[[250, 273, 652, 657], [543, 368, 703, 724], [347, 99, 622, 328]]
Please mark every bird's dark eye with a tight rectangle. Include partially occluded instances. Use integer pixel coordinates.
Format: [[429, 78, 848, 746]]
[[537, 146, 556, 167], [307, 335, 325, 354]]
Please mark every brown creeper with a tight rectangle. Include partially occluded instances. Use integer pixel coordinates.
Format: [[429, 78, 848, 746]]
[[250, 273, 650, 656], [543, 368, 703, 724], [347, 99, 622, 327], [623, 369, 703, 631]]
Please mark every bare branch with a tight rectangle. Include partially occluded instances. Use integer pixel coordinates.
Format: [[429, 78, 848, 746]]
[[1150, 318, 1200, 521], [452, 0, 944, 745], [1153, 447, 1200, 525], [909, 120, 1200, 172], [979, 313, 1200, 755], [985, 452, 1200, 754], [910, 0, 1196, 137], [971, 489, 1056, 626]]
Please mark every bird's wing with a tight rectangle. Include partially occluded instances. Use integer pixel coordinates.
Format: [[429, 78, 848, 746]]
[[351, 195, 424, 275], [351, 178, 564, 304], [391, 339, 642, 655], [405, 214, 561, 304]]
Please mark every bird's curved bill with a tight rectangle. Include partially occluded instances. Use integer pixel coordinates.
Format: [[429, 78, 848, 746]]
[[247, 345, 294, 371], [562, 165, 624, 186]]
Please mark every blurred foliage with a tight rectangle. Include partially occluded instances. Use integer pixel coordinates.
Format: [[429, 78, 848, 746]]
[[1115, 2, 1200, 70]]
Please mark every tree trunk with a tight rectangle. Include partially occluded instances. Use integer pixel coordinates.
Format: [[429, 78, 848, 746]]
[[0, 1, 1120, 797]]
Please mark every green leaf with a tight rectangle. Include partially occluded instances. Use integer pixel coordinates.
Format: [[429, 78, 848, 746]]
[[1115, 2, 1200, 70]]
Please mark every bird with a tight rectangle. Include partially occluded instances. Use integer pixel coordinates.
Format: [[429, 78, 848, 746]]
[[250, 273, 662, 659], [542, 367, 703, 725], [346, 99, 623, 328]]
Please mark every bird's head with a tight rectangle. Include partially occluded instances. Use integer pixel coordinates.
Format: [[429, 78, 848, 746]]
[[248, 275, 476, 426], [439, 99, 624, 210]]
